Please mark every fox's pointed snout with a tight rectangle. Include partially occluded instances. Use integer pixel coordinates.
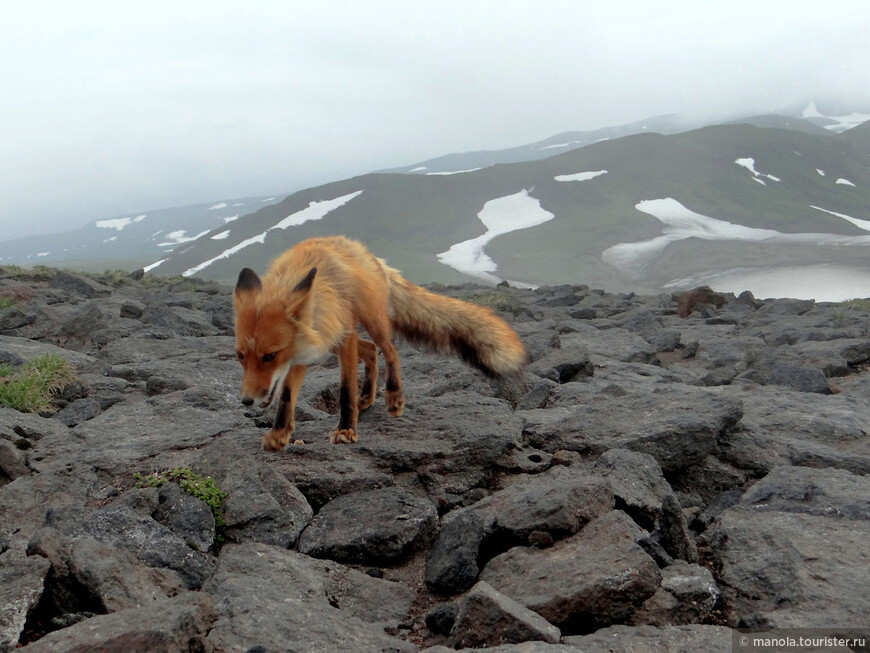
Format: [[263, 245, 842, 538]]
[[240, 397, 254, 407]]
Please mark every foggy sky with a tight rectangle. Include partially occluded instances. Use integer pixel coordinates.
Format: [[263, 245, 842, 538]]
[[2, 0, 869, 241]]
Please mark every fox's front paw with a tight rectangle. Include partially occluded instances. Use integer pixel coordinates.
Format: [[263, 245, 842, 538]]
[[262, 428, 291, 451], [329, 428, 358, 444], [385, 389, 404, 418]]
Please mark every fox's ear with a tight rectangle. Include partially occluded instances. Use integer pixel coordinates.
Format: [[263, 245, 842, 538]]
[[234, 267, 262, 310], [286, 267, 317, 319], [293, 267, 317, 293]]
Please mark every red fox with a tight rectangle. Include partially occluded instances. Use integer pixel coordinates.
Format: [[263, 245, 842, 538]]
[[233, 236, 526, 450]]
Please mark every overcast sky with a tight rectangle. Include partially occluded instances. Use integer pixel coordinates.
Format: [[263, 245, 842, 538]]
[[2, 1, 869, 240]]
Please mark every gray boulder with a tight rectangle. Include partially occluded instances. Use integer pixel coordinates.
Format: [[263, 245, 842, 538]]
[[299, 487, 438, 564], [450, 581, 561, 648], [480, 511, 661, 633], [203, 542, 416, 652]]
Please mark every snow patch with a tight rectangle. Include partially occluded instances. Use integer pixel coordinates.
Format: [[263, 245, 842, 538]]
[[209, 203, 227, 210], [103, 236, 117, 243], [810, 205, 870, 232], [426, 168, 482, 176], [211, 230, 231, 240], [817, 169, 825, 176], [143, 259, 166, 273], [836, 178, 856, 187], [554, 170, 608, 182], [262, 197, 276, 202], [95, 214, 146, 231], [409, 166, 427, 172], [36, 252, 50, 257], [735, 158, 781, 182], [182, 191, 363, 277], [270, 191, 363, 231], [540, 140, 583, 151], [602, 198, 870, 276], [157, 229, 211, 248], [437, 189, 554, 284]]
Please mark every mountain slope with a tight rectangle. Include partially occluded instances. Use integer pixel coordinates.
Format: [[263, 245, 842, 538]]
[[151, 122, 870, 296], [0, 196, 282, 271], [379, 114, 690, 175]]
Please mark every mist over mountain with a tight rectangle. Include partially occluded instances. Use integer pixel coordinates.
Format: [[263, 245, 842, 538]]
[[2, 105, 869, 300]]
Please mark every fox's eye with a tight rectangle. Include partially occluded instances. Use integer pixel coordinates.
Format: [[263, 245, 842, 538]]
[[262, 352, 277, 363]]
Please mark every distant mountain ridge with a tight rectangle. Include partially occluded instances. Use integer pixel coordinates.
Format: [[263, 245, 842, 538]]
[[0, 196, 282, 271], [2, 104, 869, 299]]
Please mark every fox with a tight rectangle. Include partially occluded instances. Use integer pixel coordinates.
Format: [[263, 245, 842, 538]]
[[233, 235, 526, 450]]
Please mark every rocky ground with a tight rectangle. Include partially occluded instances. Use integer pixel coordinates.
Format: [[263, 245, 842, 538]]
[[0, 267, 868, 652]]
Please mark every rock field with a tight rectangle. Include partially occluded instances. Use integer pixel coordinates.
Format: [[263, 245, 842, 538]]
[[0, 267, 868, 652]]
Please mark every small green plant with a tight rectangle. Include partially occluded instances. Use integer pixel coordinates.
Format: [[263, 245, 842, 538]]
[[134, 467, 228, 539], [0, 354, 75, 413], [0, 297, 16, 310]]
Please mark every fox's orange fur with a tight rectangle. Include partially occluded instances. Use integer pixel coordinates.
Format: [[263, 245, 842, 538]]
[[233, 236, 526, 449]]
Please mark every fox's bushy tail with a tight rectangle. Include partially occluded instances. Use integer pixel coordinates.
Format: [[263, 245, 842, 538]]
[[385, 268, 526, 378]]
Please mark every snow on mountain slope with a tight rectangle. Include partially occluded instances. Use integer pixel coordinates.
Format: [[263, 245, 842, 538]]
[[436, 189, 554, 285], [178, 190, 363, 277]]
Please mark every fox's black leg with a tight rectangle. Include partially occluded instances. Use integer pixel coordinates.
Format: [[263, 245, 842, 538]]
[[330, 331, 359, 444], [262, 365, 306, 451]]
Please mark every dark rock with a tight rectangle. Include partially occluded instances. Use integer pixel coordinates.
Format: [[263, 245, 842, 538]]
[[0, 550, 51, 653], [528, 344, 593, 383], [740, 465, 870, 520], [658, 494, 698, 563], [706, 506, 870, 627], [194, 438, 313, 548], [154, 482, 216, 552], [37, 504, 214, 589], [298, 487, 438, 564], [762, 363, 832, 394], [0, 441, 30, 484], [17, 592, 215, 653], [494, 444, 553, 473], [48, 271, 111, 299], [119, 300, 145, 319], [425, 510, 486, 595], [521, 385, 743, 472], [26, 529, 185, 616], [425, 602, 457, 636], [757, 297, 815, 316], [592, 448, 673, 530], [677, 286, 727, 318], [53, 398, 101, 427], [450, 581, 561, 648], [631, 561, 719, 626], [426, 465, 614, 595], [515, 379, 555, 410], [203, 542, 415, 652], [564, 624, 734, 652], [480, 511, 661, 633]]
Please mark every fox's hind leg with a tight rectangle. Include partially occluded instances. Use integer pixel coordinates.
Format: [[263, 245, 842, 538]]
[[329, 331, 360, 444], [360, 315, 404, 418], [263, 364, 306, 452], [358, 338, 378, 411]]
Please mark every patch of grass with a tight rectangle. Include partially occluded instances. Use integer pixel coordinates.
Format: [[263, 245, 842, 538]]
[[0, 297, 16, 310], [463, 290, 523, 314], [837, 298, 870, 311], [95, 269, 133, 287], [0, 354, 75, 413], [134, 467, 228, 541], [0, 265, 55, 282]]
